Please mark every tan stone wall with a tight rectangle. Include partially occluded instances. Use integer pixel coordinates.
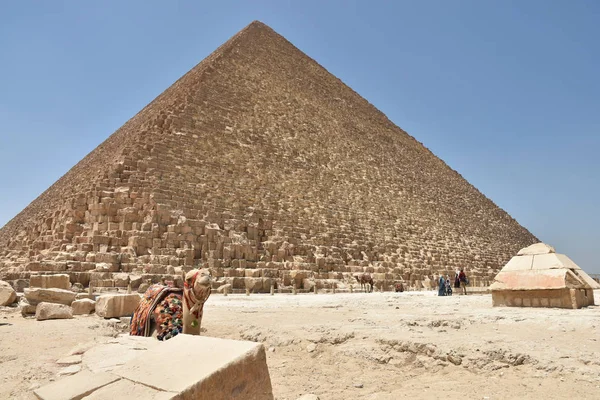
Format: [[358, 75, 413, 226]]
[[0, 22, 538, 291], [492, 289, 595, 309]]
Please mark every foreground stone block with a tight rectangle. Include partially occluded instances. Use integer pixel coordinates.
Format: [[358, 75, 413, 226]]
[[112, 334, 274, 400], [24, 288, 76, 306], [34, 334, 273, 399], [36, 302, 74, 321], [0, 280, 17, 306], [34, 370, 119, 400], [82, 378, 172, 400], [30, 274, 71, 290], [72, 298, 96, 315], [95, 293, 140, 318]]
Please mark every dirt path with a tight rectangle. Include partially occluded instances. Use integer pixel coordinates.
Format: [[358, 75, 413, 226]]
[[2, 291, 600, 399]]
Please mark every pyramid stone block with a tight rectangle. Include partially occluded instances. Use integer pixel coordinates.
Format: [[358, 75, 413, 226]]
[[33, 370, 119, 400], [0, 21, 537, 290], [95, 293, 140, 318], [30, 274, 71, 289]]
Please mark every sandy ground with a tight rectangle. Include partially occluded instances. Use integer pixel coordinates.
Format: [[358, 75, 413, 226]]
[[1, 290, 600, 400]]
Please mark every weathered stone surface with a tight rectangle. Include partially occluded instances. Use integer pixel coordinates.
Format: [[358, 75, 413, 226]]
[[82, 336, 160, 373], [113, 334, 273, 399], [0, 280, 17, 306], [24, 288, 76, 306], [95, 294, 140, 318], [34, 370, 119, 400], [72, 298, 96, 315], [81, 378, 173, 400], [0, 21, 538, 292], [29, 274, 70, 290], [517, 243, 555, 256], [35, 302, 74, 321]]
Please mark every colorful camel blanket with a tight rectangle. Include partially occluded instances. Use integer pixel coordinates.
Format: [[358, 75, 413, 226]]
[[130, 284, 184, 341]]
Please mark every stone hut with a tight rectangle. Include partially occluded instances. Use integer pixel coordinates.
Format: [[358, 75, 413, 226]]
[[491, 243, 599, 309]]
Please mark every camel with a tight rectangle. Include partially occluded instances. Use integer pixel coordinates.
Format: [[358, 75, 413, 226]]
[[130, 268, 212, 340], [354, 273, 374, 293]]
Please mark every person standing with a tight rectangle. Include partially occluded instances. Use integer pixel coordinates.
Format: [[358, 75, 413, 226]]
[[459, 268, 467, 295], [438, 275, 446, 296], [454, 271, 461, 289]]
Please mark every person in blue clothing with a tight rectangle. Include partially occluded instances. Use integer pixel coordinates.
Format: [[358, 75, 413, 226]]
[[438, 275, 446, 296]]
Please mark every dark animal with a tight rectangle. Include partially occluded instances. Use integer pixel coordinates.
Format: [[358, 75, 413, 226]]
[[355, 273, 374, 293]]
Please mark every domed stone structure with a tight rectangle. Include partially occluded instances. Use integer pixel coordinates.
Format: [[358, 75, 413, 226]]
[[491, 243, 599, 309]]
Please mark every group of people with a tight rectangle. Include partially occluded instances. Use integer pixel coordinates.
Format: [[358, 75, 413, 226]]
[[438, 268, 468, 296]]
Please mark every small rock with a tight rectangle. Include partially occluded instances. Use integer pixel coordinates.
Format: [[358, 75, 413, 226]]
[[353, 383, 364, 388], [71, 283, 84, 293], [68, 342, 95, 356], [447, 354, 462, 366], [21, 303, 37, 317], [72, 298, 96, 315], [307, 343, 317, 353], [57, 365, 81, 376], [268, 347, 276, 353]]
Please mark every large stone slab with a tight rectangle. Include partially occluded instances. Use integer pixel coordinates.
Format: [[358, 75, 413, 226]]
[[34, 370, 119, 400], [0, 280, 17, 306], [81, 378, 173, 400], [113, 334, 273, 400], [95, 293, 140, 318], [24, 287, 76, 306], [30, 274, 71, 290], [36, 302, 74, 321], [83, 335, 160, 373]]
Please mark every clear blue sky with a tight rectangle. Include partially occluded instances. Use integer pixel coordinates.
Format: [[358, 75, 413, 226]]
[[1, 1, 598, 273]]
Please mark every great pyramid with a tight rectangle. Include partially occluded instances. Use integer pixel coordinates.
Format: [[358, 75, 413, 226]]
[[0, 21, 537, 292]]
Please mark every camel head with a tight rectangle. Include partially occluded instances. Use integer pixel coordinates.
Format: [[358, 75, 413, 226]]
[[185, 268, 212, 294]]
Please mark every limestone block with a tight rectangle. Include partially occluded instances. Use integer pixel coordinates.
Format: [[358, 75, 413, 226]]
[[0, 280, 17, 306], [24, 288, 76, 306], [29, 274, 71, 290], [112, 334, 274, 400], [36, 302, 74, 321], [82, 378, 172, 399], [113, 273, 129, 287], [83, 336, 160, 373], [244, 277, 263, 291], [72, 298, 96, 315], [95, 293, 141, 318], [34, 370, 119, 400]]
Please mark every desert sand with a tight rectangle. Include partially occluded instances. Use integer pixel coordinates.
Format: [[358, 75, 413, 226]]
[[1, 290, 600, 400]]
